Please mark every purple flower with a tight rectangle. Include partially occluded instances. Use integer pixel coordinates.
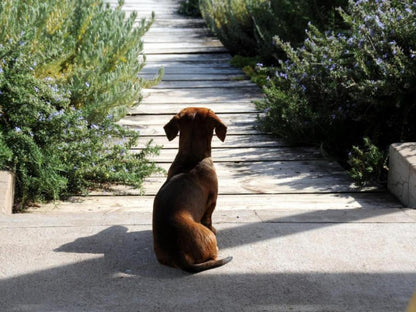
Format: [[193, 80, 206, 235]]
[[277, 72, 288, 79]]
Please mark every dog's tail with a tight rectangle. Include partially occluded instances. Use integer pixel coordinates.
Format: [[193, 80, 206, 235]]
[[179, 256, 233, 273]]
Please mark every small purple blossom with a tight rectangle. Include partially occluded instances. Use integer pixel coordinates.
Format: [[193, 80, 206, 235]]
[[276, 72, 288, 79]]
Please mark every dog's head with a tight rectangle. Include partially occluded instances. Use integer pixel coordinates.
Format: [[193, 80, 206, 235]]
[[164, 107, 227, 143]]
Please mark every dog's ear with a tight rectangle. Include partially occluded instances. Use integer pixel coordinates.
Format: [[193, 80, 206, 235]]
[[164, 116, 179, 141], [215, 121, 227, 142], [210, 112, 227, 142]]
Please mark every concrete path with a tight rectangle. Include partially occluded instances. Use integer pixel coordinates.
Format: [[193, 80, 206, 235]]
[[1, 1, 416, 311]]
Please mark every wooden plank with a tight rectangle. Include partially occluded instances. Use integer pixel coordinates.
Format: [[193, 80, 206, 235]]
[[129, 102, 259, 114], [141, 65, 241, 75], [145, 28, 210, 35], [142, 177, 362, 196], [136, 134, 285, 149], [87, 160, 378, 196], [144, 62, 238, 69], [143, 87, 263, 97], [145, 53, 232, 63], [141, 88, 263, 104], [107, 0, 178, 5], [119, 113, 261, 135], [122, 112, 258, 124], [92, 176, 367, 196], [152, 80, 256, 89], [151, 159, 347, 176], [140, 73, 248, 81], [143, 46, 228, 54], [144, 42, 224, 49], [143, 37, 220, 44], [151, 19, 208, 28], [140, 146, 322, 163], [122, 123, 259, 136], [31, 192, 402, 213]]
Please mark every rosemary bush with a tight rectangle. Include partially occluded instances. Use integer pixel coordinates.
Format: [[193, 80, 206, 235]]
[[0, 0, 161, 209], [258, 0, 416, 183], [199, 0, 347, 62]]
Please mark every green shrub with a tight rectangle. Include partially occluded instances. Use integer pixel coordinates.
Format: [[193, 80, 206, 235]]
[[0, 132, 12, 169], [258, 0, 416, 183], [348, 138, 387, 186], [178, 0, 201, 17], [1, 0, 160, 123], [199, 0, 347, 63], [230, 55, 270, 87], [0, 0, 162, 209]]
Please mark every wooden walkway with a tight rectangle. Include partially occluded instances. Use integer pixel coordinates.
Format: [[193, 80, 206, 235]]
[[36, 0, 400, 212]]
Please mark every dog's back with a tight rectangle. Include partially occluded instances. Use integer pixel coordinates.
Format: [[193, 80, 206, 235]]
[[152, 107, 232, 273]]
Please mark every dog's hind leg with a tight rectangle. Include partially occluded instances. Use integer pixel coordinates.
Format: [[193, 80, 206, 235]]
[[201, 200, 217, 235]]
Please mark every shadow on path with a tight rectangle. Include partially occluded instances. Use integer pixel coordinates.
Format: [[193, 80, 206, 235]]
[[1, 215, 415, 311]]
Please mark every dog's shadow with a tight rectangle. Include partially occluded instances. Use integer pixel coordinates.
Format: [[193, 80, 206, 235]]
[[55, 226, 187, 279]]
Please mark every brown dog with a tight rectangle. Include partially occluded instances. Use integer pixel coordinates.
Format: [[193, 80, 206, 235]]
[[152, 107, 232, 273]]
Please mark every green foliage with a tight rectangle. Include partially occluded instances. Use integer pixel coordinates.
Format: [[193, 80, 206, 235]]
[[0, 132, 12, 168], [0, 0, 159, 123], [178, 0, 201, 17], [258, 0, 416, 184], [0, 0, 162, 209], [348, 138, 387, 186], [199, 0, 347, 63], [199, 0, 260, 57], [230, 55, 270, 87]]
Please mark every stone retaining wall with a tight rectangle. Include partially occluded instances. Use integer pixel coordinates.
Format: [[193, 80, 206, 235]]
[[388, 143, 416, 208], [0, 171, 14, 215]]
